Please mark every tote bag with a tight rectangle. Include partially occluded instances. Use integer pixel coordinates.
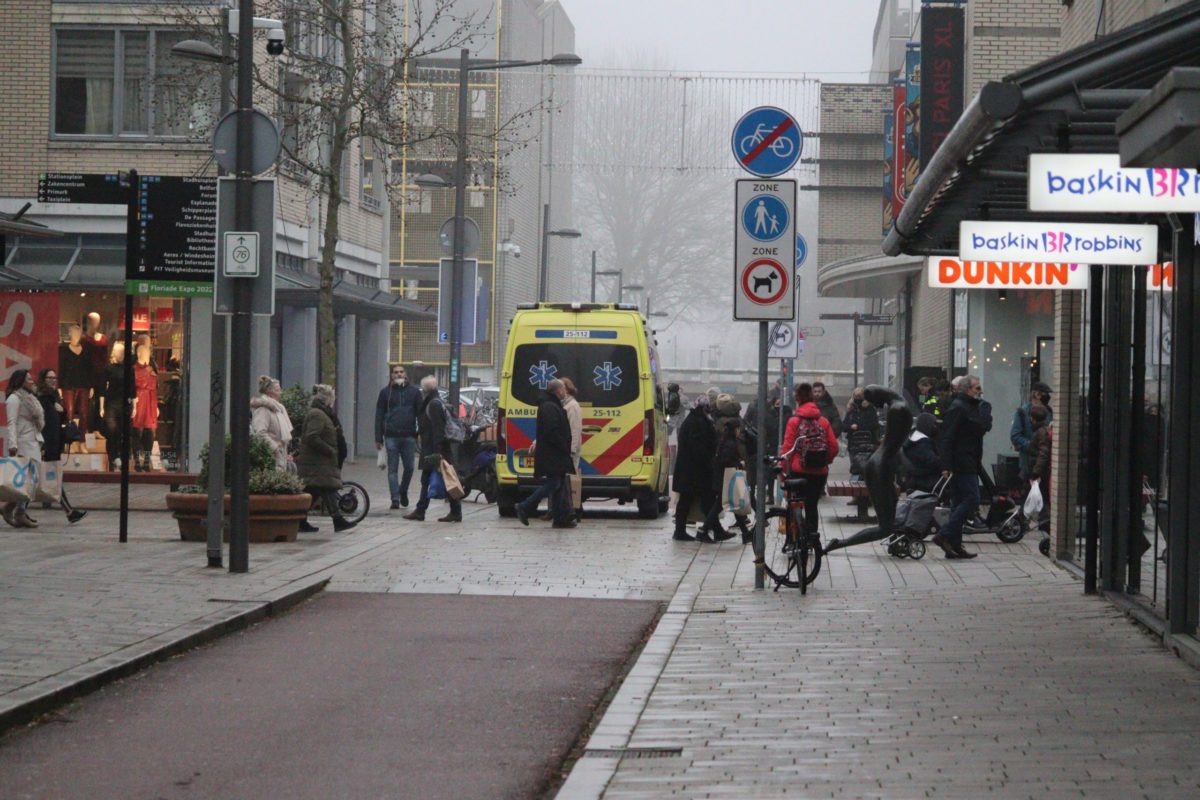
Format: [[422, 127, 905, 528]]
[[722, 467, 750, 515], [35, 459, 62, 503], [0, 457, 36, 504], [439, 459, 466, 501]]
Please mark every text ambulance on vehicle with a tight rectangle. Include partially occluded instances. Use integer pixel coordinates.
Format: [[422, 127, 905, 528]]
[[495, 303, 670, 518]]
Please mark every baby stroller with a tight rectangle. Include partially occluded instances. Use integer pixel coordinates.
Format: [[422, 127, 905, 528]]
[[884, 477, 946, 560]]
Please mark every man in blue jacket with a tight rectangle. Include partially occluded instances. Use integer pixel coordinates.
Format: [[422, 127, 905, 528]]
[[375, 364, 422, 509]]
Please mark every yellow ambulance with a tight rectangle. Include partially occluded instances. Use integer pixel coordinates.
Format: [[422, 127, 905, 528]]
[[496, 303, 670, 518]]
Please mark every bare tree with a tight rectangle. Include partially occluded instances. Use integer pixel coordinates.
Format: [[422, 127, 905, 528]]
[[164, 0, 543, 385]]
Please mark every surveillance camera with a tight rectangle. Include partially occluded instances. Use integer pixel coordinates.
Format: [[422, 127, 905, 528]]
[[511, 245, 521, 258], [266, 28, 285, 56]]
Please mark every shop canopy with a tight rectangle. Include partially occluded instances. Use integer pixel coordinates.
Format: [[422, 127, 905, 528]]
[[883, 2, 1200, 258], [275, 267, 435, 322]]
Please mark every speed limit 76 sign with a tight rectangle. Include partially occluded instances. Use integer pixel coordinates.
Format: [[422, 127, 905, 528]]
[[223, 231, 259, 277]]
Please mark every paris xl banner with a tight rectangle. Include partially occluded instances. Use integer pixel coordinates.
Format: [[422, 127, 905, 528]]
[[920, 4, 965, 170]]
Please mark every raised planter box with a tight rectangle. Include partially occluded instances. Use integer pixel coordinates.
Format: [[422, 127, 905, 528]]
[[165, 492, 312, 543]]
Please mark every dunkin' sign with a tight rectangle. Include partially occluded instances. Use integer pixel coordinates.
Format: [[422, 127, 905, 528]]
[[928, 258, 1089, 290]]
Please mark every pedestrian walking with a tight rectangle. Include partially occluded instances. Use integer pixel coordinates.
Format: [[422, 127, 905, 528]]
[[36, 369, 86, 524], [514, 378, 575, 529], [1027, 403, 1051, 527], [811, 381, 843, 438], [699, 393, 748, 544], [672, 395, 716, 542], [1009, 381, 1053, 480], [901, 412, 941, 493], [933, 375, 987, 559], [375, 364, 421, 510], [779, 382, 839, 538], [250, 375, 294, 471], [295, 384, 356, 534], [404, 376, 462, 523], [744, 387, 791, 507], [561, 377, 583, 520], [4, 369, 44, 528]]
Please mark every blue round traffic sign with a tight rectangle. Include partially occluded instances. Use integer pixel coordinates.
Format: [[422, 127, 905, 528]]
[[796, 234, 808, 269], [732, 106, 803, 178], [741, 194, 790, 242]]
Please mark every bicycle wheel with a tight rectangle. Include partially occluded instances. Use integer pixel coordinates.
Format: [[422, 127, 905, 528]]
[[795, 509, 823, 593], [336, 481, 370, 526], [761, 508, 803, 590]]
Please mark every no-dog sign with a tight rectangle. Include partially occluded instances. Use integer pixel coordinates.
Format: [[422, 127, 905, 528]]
[[734, 179, 796, 320]]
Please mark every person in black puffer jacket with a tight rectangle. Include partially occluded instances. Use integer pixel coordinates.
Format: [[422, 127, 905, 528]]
[[901, 412, 941, 494]]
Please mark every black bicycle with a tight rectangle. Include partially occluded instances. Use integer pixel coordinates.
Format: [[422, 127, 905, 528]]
[[760, 450, 823, 593]]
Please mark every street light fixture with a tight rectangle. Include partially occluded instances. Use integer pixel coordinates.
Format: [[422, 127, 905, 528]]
[[170, 39, 231, 65], [440, 48, 581, 415], [592, 265, 622, 303], [538, 204, 581, 302]]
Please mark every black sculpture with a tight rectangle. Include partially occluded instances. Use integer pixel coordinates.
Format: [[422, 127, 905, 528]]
[[824, 385, 913, 553]]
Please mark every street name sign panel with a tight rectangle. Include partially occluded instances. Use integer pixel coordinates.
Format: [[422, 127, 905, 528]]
[[734, 179, 796, 320], [731, 107, 803, 178], [960, 220, 1158, 265], [1029, 154, 1200, 212], [132, 175, 217, 296], [928, 257, 1091, 290], [37, 173, 124, 204]]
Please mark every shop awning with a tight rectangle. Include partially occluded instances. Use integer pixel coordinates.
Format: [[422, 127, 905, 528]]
[[817, 252, 924, 298], [883, 2, 1200, 258], [275, 268, 436, 322]]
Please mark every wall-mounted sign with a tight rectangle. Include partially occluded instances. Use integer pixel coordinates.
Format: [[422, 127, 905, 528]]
[[960, 220, 1158, 265], [920, 5, 964, 170], [928, 257, 1090, 290], [1029, 154, 1200, 212]]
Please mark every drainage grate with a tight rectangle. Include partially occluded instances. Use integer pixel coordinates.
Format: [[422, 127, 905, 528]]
[[583, 747, 683, 759]]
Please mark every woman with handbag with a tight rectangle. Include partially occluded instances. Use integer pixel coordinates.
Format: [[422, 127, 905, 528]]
[[250, 375, 294, 471], [295, 384, 356, 534], [36, 369, 86, 524], [4, 369, 44, 528]]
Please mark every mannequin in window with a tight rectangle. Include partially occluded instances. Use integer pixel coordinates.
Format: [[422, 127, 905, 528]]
[[82, 313, 109, 431], [102, 342, 126, 470], [132, 344, 159, 471], [58, 323, 91, 435]]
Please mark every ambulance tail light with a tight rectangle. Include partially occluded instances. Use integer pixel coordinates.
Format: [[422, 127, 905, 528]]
[[642, 409, 655, 456]]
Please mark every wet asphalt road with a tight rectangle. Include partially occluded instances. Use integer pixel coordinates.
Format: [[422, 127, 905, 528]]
[[0, 592, 660, 800]]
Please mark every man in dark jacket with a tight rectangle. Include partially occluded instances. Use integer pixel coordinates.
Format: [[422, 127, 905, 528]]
[[404, 376, 461, 523], [516, 379, 576, 529], [812, 381, 842, 438], [1009, 381, 1052, 479], [375, 364, 422, 509], [933, 375, 987, 559], [672, 395, 716, 541]]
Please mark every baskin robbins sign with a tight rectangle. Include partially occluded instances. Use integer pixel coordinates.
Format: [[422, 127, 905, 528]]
[[960, 221, 1158, 265], [928, 258, 1090, 290], [1029, 154, 1200, 212]]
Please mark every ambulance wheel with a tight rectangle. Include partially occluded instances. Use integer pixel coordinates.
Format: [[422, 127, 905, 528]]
[[657, 493, 670, 514], [636, 490, 658, 519], [497, 488, 518, 518]]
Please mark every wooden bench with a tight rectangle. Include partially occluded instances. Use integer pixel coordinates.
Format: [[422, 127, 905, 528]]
[[826, 479, 872, 522], [63, 471, 200, 491]]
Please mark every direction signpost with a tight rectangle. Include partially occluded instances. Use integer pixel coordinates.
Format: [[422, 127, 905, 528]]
[[732, 106, 803, 590]]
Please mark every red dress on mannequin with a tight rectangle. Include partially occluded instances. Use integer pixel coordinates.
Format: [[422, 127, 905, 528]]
[[132, 362, 159, 430]]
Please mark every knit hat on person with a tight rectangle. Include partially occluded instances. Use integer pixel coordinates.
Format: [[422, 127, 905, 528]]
[[715, 393, 741, 418]]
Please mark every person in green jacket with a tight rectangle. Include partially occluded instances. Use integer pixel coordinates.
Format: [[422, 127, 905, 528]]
[[296, 384, 356, 533]]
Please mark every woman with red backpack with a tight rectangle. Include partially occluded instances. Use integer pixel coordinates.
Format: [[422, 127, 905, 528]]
[[779, 383, 840, 536]]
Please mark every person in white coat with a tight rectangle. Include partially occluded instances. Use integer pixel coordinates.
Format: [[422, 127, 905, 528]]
[[5, 369, 44, 528], [250, 375, 294, 471], [561, 377, 584, 519]]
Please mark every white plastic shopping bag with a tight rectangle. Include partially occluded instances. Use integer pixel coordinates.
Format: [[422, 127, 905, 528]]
[[723, 468, 751, 515], [1023, 481, 1044, 518]]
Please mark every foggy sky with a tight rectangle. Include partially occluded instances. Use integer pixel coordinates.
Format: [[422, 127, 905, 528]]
[[567, 0, 880, 78]]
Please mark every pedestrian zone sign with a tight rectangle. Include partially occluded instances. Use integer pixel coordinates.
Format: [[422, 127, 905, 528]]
[[734, 179, 796, 320]]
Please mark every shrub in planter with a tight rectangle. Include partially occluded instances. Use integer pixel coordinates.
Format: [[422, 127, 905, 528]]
[[168, 433, 309, 542]]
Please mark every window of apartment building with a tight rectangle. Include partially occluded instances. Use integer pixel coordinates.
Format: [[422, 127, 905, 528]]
[[469, 190, 485, 208], [361, 138, 381, 211], [404, 188, 432, 214], [470, 88, 488, 119], [54, 28, 215, 138]]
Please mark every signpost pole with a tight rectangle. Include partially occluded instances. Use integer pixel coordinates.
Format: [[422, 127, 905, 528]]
[[754, 322, 767, 590], [853, 314, 860, 390], [590, 250, 596, 303], [119, 170, 139, 544], [227, 0, 254, 574]]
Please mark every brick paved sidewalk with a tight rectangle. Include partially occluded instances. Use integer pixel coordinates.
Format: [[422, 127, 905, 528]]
[[559, 499, 1200, 799]]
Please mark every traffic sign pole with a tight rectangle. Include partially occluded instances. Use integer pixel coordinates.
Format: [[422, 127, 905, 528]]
[[754, 321, 767, 590]]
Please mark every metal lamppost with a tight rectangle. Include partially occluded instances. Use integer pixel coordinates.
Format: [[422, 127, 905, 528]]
[[592, 266, 622, 303], [432, 49, 581, 414], [537, 203, 581, 302]]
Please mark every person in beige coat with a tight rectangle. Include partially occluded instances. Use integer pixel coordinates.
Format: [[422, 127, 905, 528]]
[[250, 375, 294, 471], [560, 377, 584, 520], [4, 369, 44, 528]]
